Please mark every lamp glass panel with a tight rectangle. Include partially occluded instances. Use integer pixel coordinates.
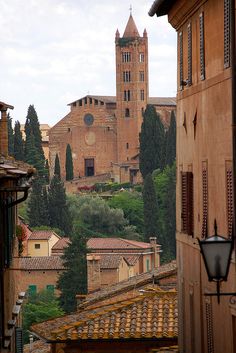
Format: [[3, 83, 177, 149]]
[[201, 241, 232, 280]]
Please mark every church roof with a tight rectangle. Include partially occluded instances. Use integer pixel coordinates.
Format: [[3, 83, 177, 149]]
[[149, 97, 176, 106], [123, 14, 140, 38]]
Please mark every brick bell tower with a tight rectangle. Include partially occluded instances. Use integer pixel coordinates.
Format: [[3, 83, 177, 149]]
[[115, 13, 148, 166]]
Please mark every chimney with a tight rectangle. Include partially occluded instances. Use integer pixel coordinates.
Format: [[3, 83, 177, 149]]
[[0, 102, 14, 157], [149, 237, 160, 268], [87, 254, 101, 293]]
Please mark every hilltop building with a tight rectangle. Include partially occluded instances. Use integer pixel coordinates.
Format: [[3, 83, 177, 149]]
[[49, 14, 176, 184]]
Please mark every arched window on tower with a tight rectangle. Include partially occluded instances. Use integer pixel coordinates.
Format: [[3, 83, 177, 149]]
[[125, 108, 130, 117], [124, 90, 131, 101]]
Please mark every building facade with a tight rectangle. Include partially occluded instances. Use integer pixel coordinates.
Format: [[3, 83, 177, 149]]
[[49, 14, 176, 184], [150, 1, 236, 352]]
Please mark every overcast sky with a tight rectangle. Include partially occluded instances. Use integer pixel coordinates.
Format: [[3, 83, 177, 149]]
[[1, 0, 177, 127]]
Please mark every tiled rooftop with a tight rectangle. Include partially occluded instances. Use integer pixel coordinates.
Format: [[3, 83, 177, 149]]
[[19, 256, 64, 270], [82, 261, 177, 308], [52, 237, 70, 250], [100, 254, 122, 269], [87, 237, 154, 250], [24, 340, 50, 353], [28, 230, 60, 241], [31, 288, 177, 342]]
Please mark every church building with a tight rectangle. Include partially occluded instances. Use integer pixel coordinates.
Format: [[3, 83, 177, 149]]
[[49, 14, 176, 184]]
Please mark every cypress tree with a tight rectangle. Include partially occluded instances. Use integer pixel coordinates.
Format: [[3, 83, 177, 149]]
[[139, 104, 165, 178], [65, 144, 74, 181], [13, 121, 24, 161], [25, 105, 44, 160], [27, 179, 44, 227], [7, 113, 14, 156], [45, 159, 50, 184], [57, 233, 87, 313], [164, 110, 176, 167], [54, 154, 61, 179], [142, 173, 159, 242], [48, 175, 72, 234]]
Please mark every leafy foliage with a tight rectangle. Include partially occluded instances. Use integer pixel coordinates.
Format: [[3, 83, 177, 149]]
[[57, 232, 87, 313], [142, 173, 159, 242], [65, 144, 74, 181], [108, 191, 144, 236], [22, 290, 64, 343], [153, 163, 176, 263], [139, 104, 165, 178], [13, 121, 24, 161]]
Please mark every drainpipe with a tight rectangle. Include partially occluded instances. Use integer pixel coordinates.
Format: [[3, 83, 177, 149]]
[[231, 0, 236, 247]]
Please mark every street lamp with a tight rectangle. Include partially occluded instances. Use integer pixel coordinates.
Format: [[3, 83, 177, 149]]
[[198, 220, 235, 303]]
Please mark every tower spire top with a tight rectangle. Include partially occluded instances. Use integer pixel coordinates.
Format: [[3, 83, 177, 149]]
[[129, 4, 132, 16], [123, 11, 140, 38]]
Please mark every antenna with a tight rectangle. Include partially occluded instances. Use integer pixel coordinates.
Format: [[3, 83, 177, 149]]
[[129, 4, 132, 16]]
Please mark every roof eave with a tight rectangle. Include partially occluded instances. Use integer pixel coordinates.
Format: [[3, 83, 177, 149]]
[[148, 0, 176, 17]]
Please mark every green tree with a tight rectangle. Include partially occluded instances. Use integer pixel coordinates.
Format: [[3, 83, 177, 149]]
[[57, 232, 87, 313], [65, 144, 74, 181], [25, 105, 44, 160], [68, 194, 139, 238], [108, 191, 144, 236], [13, 121, 24, 161], [7, 113, 14, 156], [45, 159, 50, 184], [48, 175, 72, 234], [22, 290, 64, 343], [153, 163, 176, 263], [27, 179, 49, 227], [142, 173, 159, 242], [54, 153, 61, 179], [139, 104, 165, 178], [164, 110, 176, 167]]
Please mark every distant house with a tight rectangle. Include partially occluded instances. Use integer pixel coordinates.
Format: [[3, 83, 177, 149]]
[[18, 256, 64, 296], [27, 230, 61, 257], [20, 123, 50, 161]]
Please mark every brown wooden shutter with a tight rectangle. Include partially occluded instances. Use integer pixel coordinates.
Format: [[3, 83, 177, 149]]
[[187, 23, 192, 86], [179, 31, 183, 90], [205, 300, 214, 353], [199, 12, 205, 80], [224, 0, 231, 69], [226, 167, 233, 237], [202, 165, 208, 238], [181, 172, 194, 235]]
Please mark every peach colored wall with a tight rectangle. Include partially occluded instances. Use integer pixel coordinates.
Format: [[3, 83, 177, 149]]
[[27, 235, 60, 257]]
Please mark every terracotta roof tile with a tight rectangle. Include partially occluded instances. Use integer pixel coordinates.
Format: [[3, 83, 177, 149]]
[[82, 261, 177, 308], [123, 14, 140, 38], [87, 238, 154, 250], [124, 255, 140, 266], [28, 230, 60, 241], [148, 97, 176, 106], [31, 289, 178, 342], [24, 340, 50, 353], [100, 255, 122, 269], [19, 256, 64, 270], [52, 237, 70, 250]]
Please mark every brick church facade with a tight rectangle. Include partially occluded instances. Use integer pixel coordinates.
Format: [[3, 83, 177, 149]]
[[49, 14, 176, 184]]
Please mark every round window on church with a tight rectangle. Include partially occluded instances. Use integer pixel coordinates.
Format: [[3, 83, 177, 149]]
[[84, 113, 94, 126]]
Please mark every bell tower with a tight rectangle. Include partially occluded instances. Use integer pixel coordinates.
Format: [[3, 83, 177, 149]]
[[115, 14, 148, 165]]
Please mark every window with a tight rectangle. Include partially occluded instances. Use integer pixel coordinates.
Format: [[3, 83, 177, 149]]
[[146, 259, 150, 271], [126, 142, 129, 149], [187, 23, 192, 85], [139, 52, 144, 62], [199, 12, 205, 80], [125, 108, 130, 117], [4, 197, 14, 267], [28, 285, 37, 296], [181, 172, 194, 235], [140, 89, 145, 101], [124, 90, 131, 101], [123, 71, 131, 82], [224, 0, 231, 68], [35, 244, 40, 249], [139, 71, 144, 81], [46, 285, 55, 294], [179, 31, 183, 89], [202, 163, 208, 238], [122, 52, 131, 62]]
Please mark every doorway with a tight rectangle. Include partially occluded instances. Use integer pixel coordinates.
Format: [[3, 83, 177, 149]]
[[85, 158, 94, 177]]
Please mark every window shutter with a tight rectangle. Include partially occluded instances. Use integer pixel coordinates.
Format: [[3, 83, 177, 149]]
[[179, 31, 183, 89], [205, 300, 214, 353], [202, 166, 208, 238], [15, 327, 23, 353], [224, 0, 231, 68], [181, 172, 194, 235], [187, 23, 192, 86], [226, 168, 233, 237], [199, 12, 205, 80], [5, 197, 14, 267]]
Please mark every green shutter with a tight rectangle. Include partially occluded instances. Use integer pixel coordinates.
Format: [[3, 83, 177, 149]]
[[46, 285, 55, 294], [28, 285, 37, 296], [15, 327, 23, 353]]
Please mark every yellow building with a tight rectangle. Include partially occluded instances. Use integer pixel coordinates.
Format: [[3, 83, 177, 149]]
[[27, 230, 61, 257]]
